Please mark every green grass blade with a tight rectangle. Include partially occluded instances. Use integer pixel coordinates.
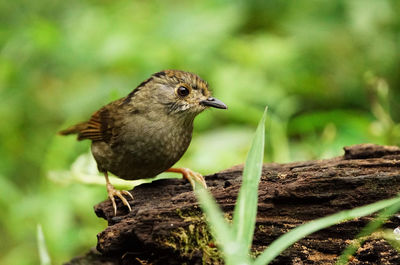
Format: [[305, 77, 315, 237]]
[[37, 224, 51, 265], [233, 107, 267, 253], [254, 196, 400, 265], [336, 198, 400, 265], [383, 229, 400, 252], [195, 186, 251, 265]]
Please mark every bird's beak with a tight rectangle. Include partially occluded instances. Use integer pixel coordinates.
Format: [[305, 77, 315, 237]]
[[200, 97, 227, 109]]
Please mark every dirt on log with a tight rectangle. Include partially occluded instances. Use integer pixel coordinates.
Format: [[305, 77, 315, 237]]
[[65, 144, 400, 265]]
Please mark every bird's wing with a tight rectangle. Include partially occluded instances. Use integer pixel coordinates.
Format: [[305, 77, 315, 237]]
[[77, 107, 114, 142], [60, 99, 125, 145]]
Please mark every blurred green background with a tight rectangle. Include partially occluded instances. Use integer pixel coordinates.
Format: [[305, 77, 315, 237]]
[[1, 0, 400, 264]]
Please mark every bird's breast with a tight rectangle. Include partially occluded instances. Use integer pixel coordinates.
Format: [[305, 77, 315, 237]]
[[98, 115, 194, 180]]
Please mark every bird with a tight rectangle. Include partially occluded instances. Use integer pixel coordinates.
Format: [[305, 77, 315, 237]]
[[59, 70, 227, 215]]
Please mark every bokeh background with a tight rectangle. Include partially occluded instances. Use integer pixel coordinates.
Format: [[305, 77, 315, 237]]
[[1, 0, 400, 264]]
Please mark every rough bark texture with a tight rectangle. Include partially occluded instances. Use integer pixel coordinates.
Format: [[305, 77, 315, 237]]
[[65, 144, 400, 265]]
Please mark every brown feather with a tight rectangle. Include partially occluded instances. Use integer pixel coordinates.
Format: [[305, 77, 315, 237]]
[[58, 107, 114, 142], [58, 122, 87, 136]]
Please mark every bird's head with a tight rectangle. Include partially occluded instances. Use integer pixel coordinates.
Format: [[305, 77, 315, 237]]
[[126, 70, 227, 119]]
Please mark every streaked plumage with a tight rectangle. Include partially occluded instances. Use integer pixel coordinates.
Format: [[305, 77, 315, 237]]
[[59, 70, 227, 215]]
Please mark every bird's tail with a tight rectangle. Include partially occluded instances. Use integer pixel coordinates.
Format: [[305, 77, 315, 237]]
[[58, 122, 88, 136]]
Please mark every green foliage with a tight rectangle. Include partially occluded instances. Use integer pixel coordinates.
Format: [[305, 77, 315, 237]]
[[1, 0, 400, 264], [232, 107, 267, 253], [196, 188, 249, 264], [336, 199, 400, 265], [37, 225, 51, 265], [195, 108, 267, 264]]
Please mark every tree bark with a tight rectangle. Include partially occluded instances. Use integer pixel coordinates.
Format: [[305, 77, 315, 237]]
[[65, 144, 400, 265]]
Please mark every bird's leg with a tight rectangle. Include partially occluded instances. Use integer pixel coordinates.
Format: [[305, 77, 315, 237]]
[[166, 168, 207, 189], [104, 171, 133, 216]]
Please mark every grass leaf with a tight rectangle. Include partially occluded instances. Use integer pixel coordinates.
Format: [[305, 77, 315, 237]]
[[37, 224, 51, 265], [336, 198, 400, 264], [232, 107, 267, 253], [254, 196, 400, 265], [195, 186, 250, 265]]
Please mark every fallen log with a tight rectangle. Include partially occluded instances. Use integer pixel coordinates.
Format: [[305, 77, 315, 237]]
[[65, 144, 400, 264]]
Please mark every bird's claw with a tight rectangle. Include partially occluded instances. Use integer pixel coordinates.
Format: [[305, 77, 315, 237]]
[[106, 184, 133, 216], [166, 168, 207, 189], [185, 169, 207, 189]]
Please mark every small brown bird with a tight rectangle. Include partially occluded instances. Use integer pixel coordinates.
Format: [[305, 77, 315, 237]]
[[59, 70, 227, 215]]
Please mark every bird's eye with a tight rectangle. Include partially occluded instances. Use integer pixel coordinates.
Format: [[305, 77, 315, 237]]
[[177, 86, 190, 97]]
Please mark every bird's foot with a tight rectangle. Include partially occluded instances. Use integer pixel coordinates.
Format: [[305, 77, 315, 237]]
[[106, 182, 133, 216], [166, 168, 207, 189]]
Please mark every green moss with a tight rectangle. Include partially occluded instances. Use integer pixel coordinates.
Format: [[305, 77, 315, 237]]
[[157, 209, 223, 264]]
